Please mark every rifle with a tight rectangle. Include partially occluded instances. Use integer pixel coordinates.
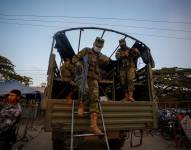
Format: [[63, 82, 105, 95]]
[[76, 55, 89, 103]]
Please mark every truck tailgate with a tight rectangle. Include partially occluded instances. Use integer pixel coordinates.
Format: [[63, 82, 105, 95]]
[[45, 100, 157, 131]]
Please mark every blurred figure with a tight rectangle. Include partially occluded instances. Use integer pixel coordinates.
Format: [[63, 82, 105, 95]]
[[116, 39, 140, 101], [0, 89, 22, 150], [60, 58, 75, 103], [73, 37, 110, 134]]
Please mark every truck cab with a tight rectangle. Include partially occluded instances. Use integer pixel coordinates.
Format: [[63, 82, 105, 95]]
[[43, 27, 158, 150]]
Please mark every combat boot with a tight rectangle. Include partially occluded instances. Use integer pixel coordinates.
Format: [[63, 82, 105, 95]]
[[122, 92, 129, 102], [90, 113, 103, 134], [78, 102, 85, 117], [65, 95, 72, 104], [128, 91, 135, 102]]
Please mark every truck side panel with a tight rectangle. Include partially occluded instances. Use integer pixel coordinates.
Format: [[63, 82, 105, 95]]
[[45, 100, 157, 132]]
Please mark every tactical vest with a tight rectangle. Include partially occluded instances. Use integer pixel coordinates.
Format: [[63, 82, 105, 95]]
[[85, 48, 100, 80], [61, 63, 73, 81], [73, 48, 109, 80], [116, 48, 136, 68]]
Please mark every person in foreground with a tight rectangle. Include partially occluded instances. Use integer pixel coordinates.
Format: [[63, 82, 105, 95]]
[[0, 89, 22, 150]]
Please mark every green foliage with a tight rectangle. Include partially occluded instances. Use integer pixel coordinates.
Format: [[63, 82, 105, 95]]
[[0, 55, 32, 85]]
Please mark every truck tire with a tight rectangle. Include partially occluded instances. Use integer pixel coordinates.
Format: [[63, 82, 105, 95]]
[[52, 131, 79, 150], [52, 139, 65, 150], [108, 138, 125, 149]]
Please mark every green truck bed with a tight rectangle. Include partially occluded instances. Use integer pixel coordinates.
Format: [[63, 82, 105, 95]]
[[45, 100, 158, 132]]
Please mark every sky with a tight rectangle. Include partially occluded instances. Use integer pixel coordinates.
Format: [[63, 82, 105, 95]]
[[0, 0, 191, 86]]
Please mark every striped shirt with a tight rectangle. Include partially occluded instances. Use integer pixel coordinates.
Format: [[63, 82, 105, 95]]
[[0, 103, 22, 134]]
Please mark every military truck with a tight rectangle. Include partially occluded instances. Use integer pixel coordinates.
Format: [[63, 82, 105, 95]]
[[43, 27, 158, 150]]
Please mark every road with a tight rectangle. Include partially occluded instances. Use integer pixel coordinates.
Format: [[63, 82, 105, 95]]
[[13, 129, 190, 150]]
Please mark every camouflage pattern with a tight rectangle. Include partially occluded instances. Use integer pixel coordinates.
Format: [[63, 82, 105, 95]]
[[87, 79, 99, 113], [60, 58, 74, 82], [0, 103, 22, 134], [72, 48, 110, 80], [116, 47, 140, 93], [73, 46, 109, 113]]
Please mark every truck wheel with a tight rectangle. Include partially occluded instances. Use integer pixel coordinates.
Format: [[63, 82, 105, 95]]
[[52, 139, 65, 150], [108, 138, 125, 149], [52, 131, 79, 150]]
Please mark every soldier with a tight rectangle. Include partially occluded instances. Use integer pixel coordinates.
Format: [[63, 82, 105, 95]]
[[60, 58, 74, 82], [72, 37, 110, 134], [0, 89, 22, 150], [116, 39, 140, 101], [60, 58, 75, 103]]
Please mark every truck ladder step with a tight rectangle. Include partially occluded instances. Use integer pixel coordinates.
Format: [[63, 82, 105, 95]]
[[74, 111, 90, 114], [74, 133, 104, 137], [71, 100, 110, 150]]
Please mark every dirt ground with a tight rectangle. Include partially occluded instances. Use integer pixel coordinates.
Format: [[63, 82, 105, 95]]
[[12, 122, 190, 150]]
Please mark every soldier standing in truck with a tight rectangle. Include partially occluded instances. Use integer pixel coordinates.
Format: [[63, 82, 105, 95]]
[[116, 39, 140, 101], [60, 58, 75, 104]]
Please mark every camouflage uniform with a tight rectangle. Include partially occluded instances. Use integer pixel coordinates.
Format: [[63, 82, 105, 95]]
[[73, 47, 109, 112], [60, 58, 74, 83], [60, 58, 75, 102], [72, 37, 109, 134], [116, 39, 140, 101]]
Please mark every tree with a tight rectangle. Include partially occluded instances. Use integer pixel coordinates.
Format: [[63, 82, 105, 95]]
[[153, 67, 191, 101], [0, 55, 15, 79], [0, 55, 32, 85]]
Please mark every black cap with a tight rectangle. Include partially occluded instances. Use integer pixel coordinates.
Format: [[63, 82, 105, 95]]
[[10, 89, 21, 97], [94, 37, 104, 48], [119, 38, 126, 45]]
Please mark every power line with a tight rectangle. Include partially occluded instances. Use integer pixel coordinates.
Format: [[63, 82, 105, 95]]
[[0, 21, 191, 40], [0, 13, 191, 25], [127, 32, 191, 41], [16, 70, 47, 71], [0, 21, 62, 28], [0, 17, 191, 33]]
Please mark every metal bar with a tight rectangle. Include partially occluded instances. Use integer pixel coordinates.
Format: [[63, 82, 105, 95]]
[[55, 27, 141, 43], [78, 29, 82, 53], [101, 30, 106, 38], [147, 63, 154, 101], [109, 45, 119, 58], [112, 76, 115, 101], [70, 100, 75, 150], [100, 86, 110, 99], [50, 38, 55, 57], [98, 101, 110, 150], [56, 86, 67, 98], [74, 133, 103, 137]]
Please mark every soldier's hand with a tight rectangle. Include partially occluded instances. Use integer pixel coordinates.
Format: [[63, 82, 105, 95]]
[[76, 62, 83, 73], [131, 48, 140, 56], [70, 81, 76, 87], [125, 51, 129, 57]]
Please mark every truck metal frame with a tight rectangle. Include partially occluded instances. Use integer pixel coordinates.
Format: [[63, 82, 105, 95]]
[[43, 27, 158, 150]]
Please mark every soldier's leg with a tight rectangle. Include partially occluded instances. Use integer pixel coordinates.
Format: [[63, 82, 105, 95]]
[[120, 70, 129, 100], [65, 82, 73, 104], [127, 67, 136, 101], [78, 101, 85, 117], [88, 79, 99, 113], [88, 79, 103, 134]]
